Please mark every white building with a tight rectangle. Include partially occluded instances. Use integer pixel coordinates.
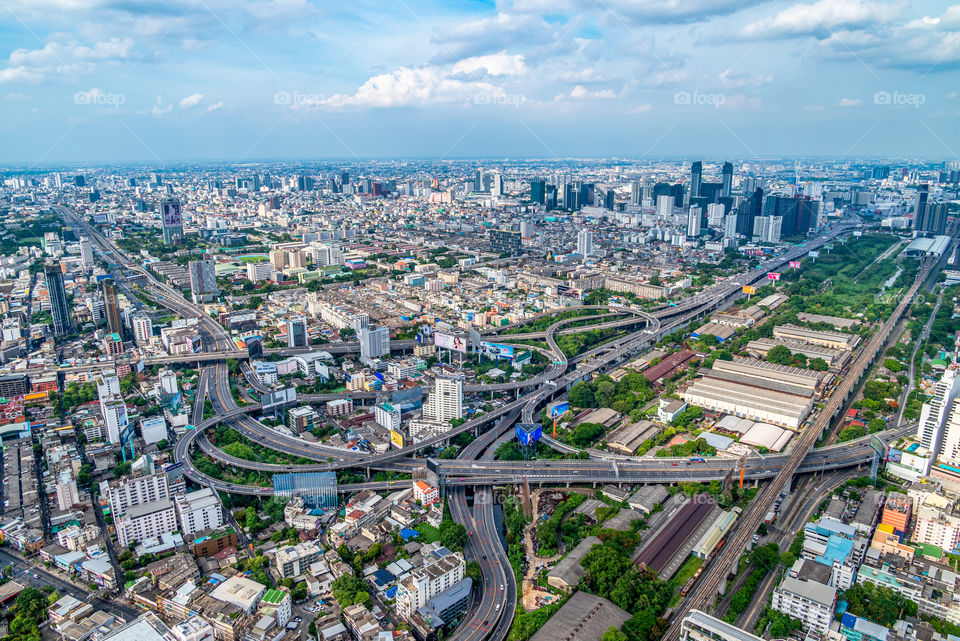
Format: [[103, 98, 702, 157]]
[[706, 204, 726, 227], [275, 541, 323, 578], [577, 230, 593, 257], [107, 473, 169, 517], [686, 207, 701, 238], [131, 312, 153, 345], [375, 403, 401, 432], [771, 576, 837, 634], [396, 552, 465, 618], [723, 213, 738, 238], [424, 376, 463, 424], [102, 398, 129, 444], [656, 195, 675, 217], [358, 326, 390, 361], [919, 369, 960, 469], [115, 499, 178, 547], [246, 261, 274, 282], [174, 488, 224, 535], [55, 469, 79, 510], [159, 369, 179, 395]]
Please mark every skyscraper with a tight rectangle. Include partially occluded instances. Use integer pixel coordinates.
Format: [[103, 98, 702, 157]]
[[131, 312, 153, 346], [721, 162, 733, 197], [918, 369, 960, 472], [425, 376, 463, 424], [656, 195, 675, 217], [489, 229, 522, 256], [530, 179, 546, 204], [286, 317, 308, 348], [188, 260, 219, 304], [736, 188, 763, 236], [80, 239, 94, 268], [687, 207, 702, 238], [160, 197, 184, 245], [690, 161, 703, 200], [577, 230, 593, 256], [44, 263, 71, 336], [101, 278, 123, 338], [631, 181, 643, 206]]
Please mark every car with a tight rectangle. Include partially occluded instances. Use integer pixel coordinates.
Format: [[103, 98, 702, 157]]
[[469, 531, 473, 536], [482, 554, 487, 560], [671, 462, 678, 466]]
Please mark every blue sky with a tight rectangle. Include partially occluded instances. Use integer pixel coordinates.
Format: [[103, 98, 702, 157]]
[[1, 0, 958, 164]]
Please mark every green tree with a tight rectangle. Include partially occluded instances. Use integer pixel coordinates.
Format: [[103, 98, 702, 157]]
[[439, 520, 467, 552], [808, 357, 829, 371], [601, 628, 628, 641], [767, 345, 793, 364]]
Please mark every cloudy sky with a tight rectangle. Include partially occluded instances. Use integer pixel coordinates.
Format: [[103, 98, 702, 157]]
[[1, 0, 958, 165]]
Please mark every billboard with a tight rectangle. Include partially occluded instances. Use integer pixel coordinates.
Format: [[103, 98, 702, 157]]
[[516, 423, 542, 446], [788, 261, 802, 268], [742, 285, 756, 295], [390, 430, 405, 448], [766, 272, 781, 281], [549, 401, 570, 418], [262, 387, 296, 411], [434, 332, 468, 353], [887, 448, 902, 464], [161, 200, 182, 227], [808, 250, 820, 258], [481, 342, 515, 360]]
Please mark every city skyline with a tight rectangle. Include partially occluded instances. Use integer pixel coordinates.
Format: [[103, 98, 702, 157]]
[[1, 0, 958, 163]]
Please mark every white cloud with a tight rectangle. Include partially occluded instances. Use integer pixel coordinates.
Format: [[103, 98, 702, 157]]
[[739, 0, 903, 40], [630, 103, 653, 113], [719, 70, 774, 88], [451, 52, 526, 76], [556, 85, 616, 100], [202, 101, 224, 114], [0, 67, 43, 83], [150, 96, 172, 116], [321, 64, 513, 109], [179, 93, 204, 108], [837, 97, 861, 106], [1, 37, 133, 81]]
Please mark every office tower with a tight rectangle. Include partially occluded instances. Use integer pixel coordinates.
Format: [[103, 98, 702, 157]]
[[79, 239, 94, 268], [736, 188, 763, 236], [630, 181, 643, 206], [580, 183, 596, 207], [872, 166, 890, 180], [359, 326, 390, 360], [150, 172, 162, 186], [687, 207, 702, 238], [670, 183, 685, 204], [690, 161, 703, 200], [188, 260, 219, 304], [764, 195, 816, 237], [101, 278, 123, 339], [603, 189, 615, 210], [474, 168, 484, 193], [489, 229, 522, 256], [743, 177, 757, 194], [286, 317, 308, 348], [160, 197, 184, 245], [918, 369, 960, 468], [913, 184, 930, 232], [530, 179, 546, 204], [577, 230, 594, 256], [44, 263, 71, 336], [723, 213, 738, 239], [721, 162, 733, 197], [545, 184, 558, 210], [656, 195, 675, 217], [74, 175, 85, 187], [563, 183, 577, 209], [286, 249, 306, 270], [425, 376, 463, 423], [926, 203, 948, 235], [131, 312, 153, 346]]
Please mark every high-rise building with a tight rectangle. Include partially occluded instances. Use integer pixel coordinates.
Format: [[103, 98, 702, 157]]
[[107, 472, 170, 517], [359, 326, 390, 361], [723, 213, 738, 239], [736, 188, 763, 236], [101, 278, 123, 339], [687, 207, 702, 238], [690, 161, 703, 200], [44, 263, 71, 336], [474, 168, 485, 193], [160, 198, 184, 245], [491, 173, 504, 196], [131, 312, 153, 345], [375, 402, 401, 432], [721, 162, 733, 197], [631, 181, 643, 206], [286, 250, 306, 270], [763, 195, 816, 237], [489, 229, 522, 256], [752, 216, 782, 244], [175, 488, 224, 535], [577, 230, 593, 256], [396, 552, 466, 618], [424, 376, 463, 424], [530, 179, 546, 204], [188, 260, 218, 304], [101, 398, 129, 444], [286, 317, 308, 348], [656, 195, 675, 217], [918, 369, 960, 470], [79, 239, 94, 268], [707, 203, 726, 226], [269, 249, 287, 271], [913, 184, 930, 232]]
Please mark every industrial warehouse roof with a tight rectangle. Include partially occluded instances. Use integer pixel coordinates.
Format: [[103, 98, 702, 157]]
[[529, 591, 631, 641], [682, 375, 812, 429], [740, 422, 794, 451]]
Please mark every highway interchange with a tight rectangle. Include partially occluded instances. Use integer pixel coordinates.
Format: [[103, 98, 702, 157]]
[[63, 206, 925, 641]]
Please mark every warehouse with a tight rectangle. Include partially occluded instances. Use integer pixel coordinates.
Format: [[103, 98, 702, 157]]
[[628, 485, 669, 514], [711, 357, 829, 393], [692, 507, 741, 559], [681, 371, 813, 429], [575, 408, 621, 429], [643, 349, 695, 384], [755, 293, 788, 310], [691, 323, 736, 342], [773, 324, 861, 351], [745, 337, 851, 370], [529, 591, 630, 641], [797, 312, 860, 329], [739, 422, 794, 451], [634, 495, 716, 575], [605, 420, 659, 455], [547, 536, 600, 592]]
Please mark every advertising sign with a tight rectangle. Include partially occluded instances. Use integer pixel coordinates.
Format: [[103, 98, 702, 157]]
[[390, 430, 405, 448], [887, 448, 902, 464], [262, 387, 296, 411], [788, 261, 802, 268], [516, 423, 542, 446], [766, 272, 781, 281], [808, 250, 820, 258], [161, 201, 182, 227], [742, 286, 756, 295], [434, 332, 468, 353], [549, 401, 570, 418], [481, 342, 515, 360]]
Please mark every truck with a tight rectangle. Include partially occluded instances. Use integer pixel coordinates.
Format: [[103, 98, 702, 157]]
[[689, 457, 705, 463], [764, 510, 777, 524]]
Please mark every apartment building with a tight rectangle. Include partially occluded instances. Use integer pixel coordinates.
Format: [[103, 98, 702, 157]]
[[396, 552, 465, 618], [115, 499, 178, 547], [771, 576, 837, 634], [175, 488, 224, 536], [107, 473, 170, 517]]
